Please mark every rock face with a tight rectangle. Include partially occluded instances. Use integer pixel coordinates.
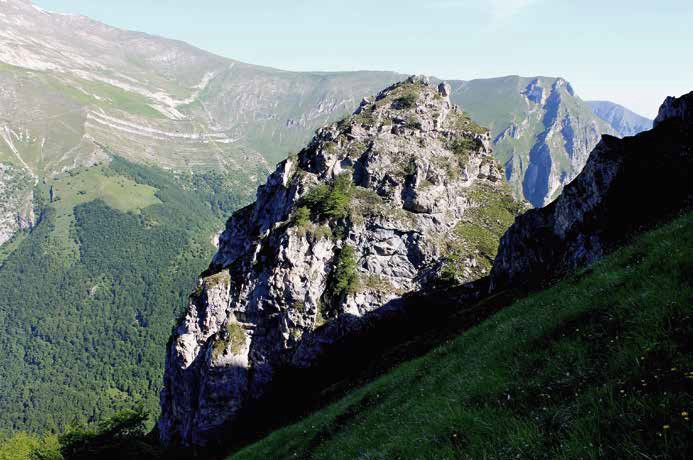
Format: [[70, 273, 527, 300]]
[[159, 76, 522, 446], [653, 92, 693, 127], [490, 92, 693, 291], [0, 163, 34, 246]]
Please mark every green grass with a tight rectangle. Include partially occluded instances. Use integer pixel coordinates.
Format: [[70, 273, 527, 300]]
[[229, 213, 692, 459], [326, 245, 359, 304], [451, 111, 487, 135], [213, 322, 247, 359], [291, 206, 311, 227], [48, 165, 161, 252], [439, 182, 522, 282], [394, 91, 418, 109], [52, 166, 161, 212], [302, 173, 354, 222]]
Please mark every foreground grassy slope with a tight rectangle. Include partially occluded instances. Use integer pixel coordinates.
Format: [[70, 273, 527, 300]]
[[230, 213, 692, 460]]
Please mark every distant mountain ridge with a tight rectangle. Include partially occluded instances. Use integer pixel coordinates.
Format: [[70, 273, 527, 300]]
[[586, 100, 652, 137], [0, 0, 618, 245]]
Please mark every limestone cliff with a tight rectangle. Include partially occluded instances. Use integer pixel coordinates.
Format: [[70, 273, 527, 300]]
[[490, 91, 692, 291], [158, 76, 522, 446]]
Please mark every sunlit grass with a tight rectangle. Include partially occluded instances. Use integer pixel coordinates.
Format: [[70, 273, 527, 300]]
[[49, 165, 161, 253]]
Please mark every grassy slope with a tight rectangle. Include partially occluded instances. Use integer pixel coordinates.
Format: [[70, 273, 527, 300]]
[[48, 165, 162, 255], [229, 213, 692, 460]]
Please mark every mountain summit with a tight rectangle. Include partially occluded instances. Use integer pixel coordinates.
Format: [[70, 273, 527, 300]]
[[158, 76, 521, 446]]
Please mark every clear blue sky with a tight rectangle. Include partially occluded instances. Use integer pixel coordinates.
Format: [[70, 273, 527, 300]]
[[35, 0, 692, 117]]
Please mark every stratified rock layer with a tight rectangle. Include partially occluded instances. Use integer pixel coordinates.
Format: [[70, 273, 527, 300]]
[[159, 77, 521, 446], [490, 91, 692, 291]]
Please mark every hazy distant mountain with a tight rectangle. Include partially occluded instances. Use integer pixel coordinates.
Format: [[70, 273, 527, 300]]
[[0, 0, 619, 231], [0, 0, 404, 243], [586, 100, 652, 137]]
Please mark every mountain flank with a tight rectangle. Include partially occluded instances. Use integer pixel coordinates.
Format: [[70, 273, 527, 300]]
[[225, 211, 692, 459], [586, 100, 652, 137], [450, 76, 617, 207]]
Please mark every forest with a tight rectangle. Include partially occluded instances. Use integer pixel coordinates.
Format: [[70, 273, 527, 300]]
[[0, 157, 252, 437]]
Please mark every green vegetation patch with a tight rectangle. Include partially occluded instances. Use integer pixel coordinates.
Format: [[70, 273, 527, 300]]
[[440, 183, 521, 281], [42, 73, 164, 119], [324, 245, 359, 310], [302, 173, 354, 222], [48, 164, 161, 253], [448, 138, 478, 156], [213, 322, 247, 359], [204, 270, 231, 290], [393, 91, 418, 109], [359, 274, 401, 295], [351, 106, 376, 127], [52, 165, 161, 212], [291, 206, 311, 227], [0, 156, 252, 436], [77, 78, 164, 119], [451, 110, 488, 135], [405, 116, 422, 130], [228, 212, 693, 460]]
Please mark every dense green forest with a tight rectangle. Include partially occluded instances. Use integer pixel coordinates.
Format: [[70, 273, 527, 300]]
[[0, 157, 255, 437]]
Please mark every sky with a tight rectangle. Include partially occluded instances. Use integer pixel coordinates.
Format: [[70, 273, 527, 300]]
[[34, 0, 693, 118]]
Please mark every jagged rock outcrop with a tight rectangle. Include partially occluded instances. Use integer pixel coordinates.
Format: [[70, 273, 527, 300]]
[[159, 76, 522, 446], [490, 91, 693, 291], [654, 92, 693, 127]]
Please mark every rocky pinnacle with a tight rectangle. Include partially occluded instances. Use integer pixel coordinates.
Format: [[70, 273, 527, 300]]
[[158, 76, 522, 446]]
